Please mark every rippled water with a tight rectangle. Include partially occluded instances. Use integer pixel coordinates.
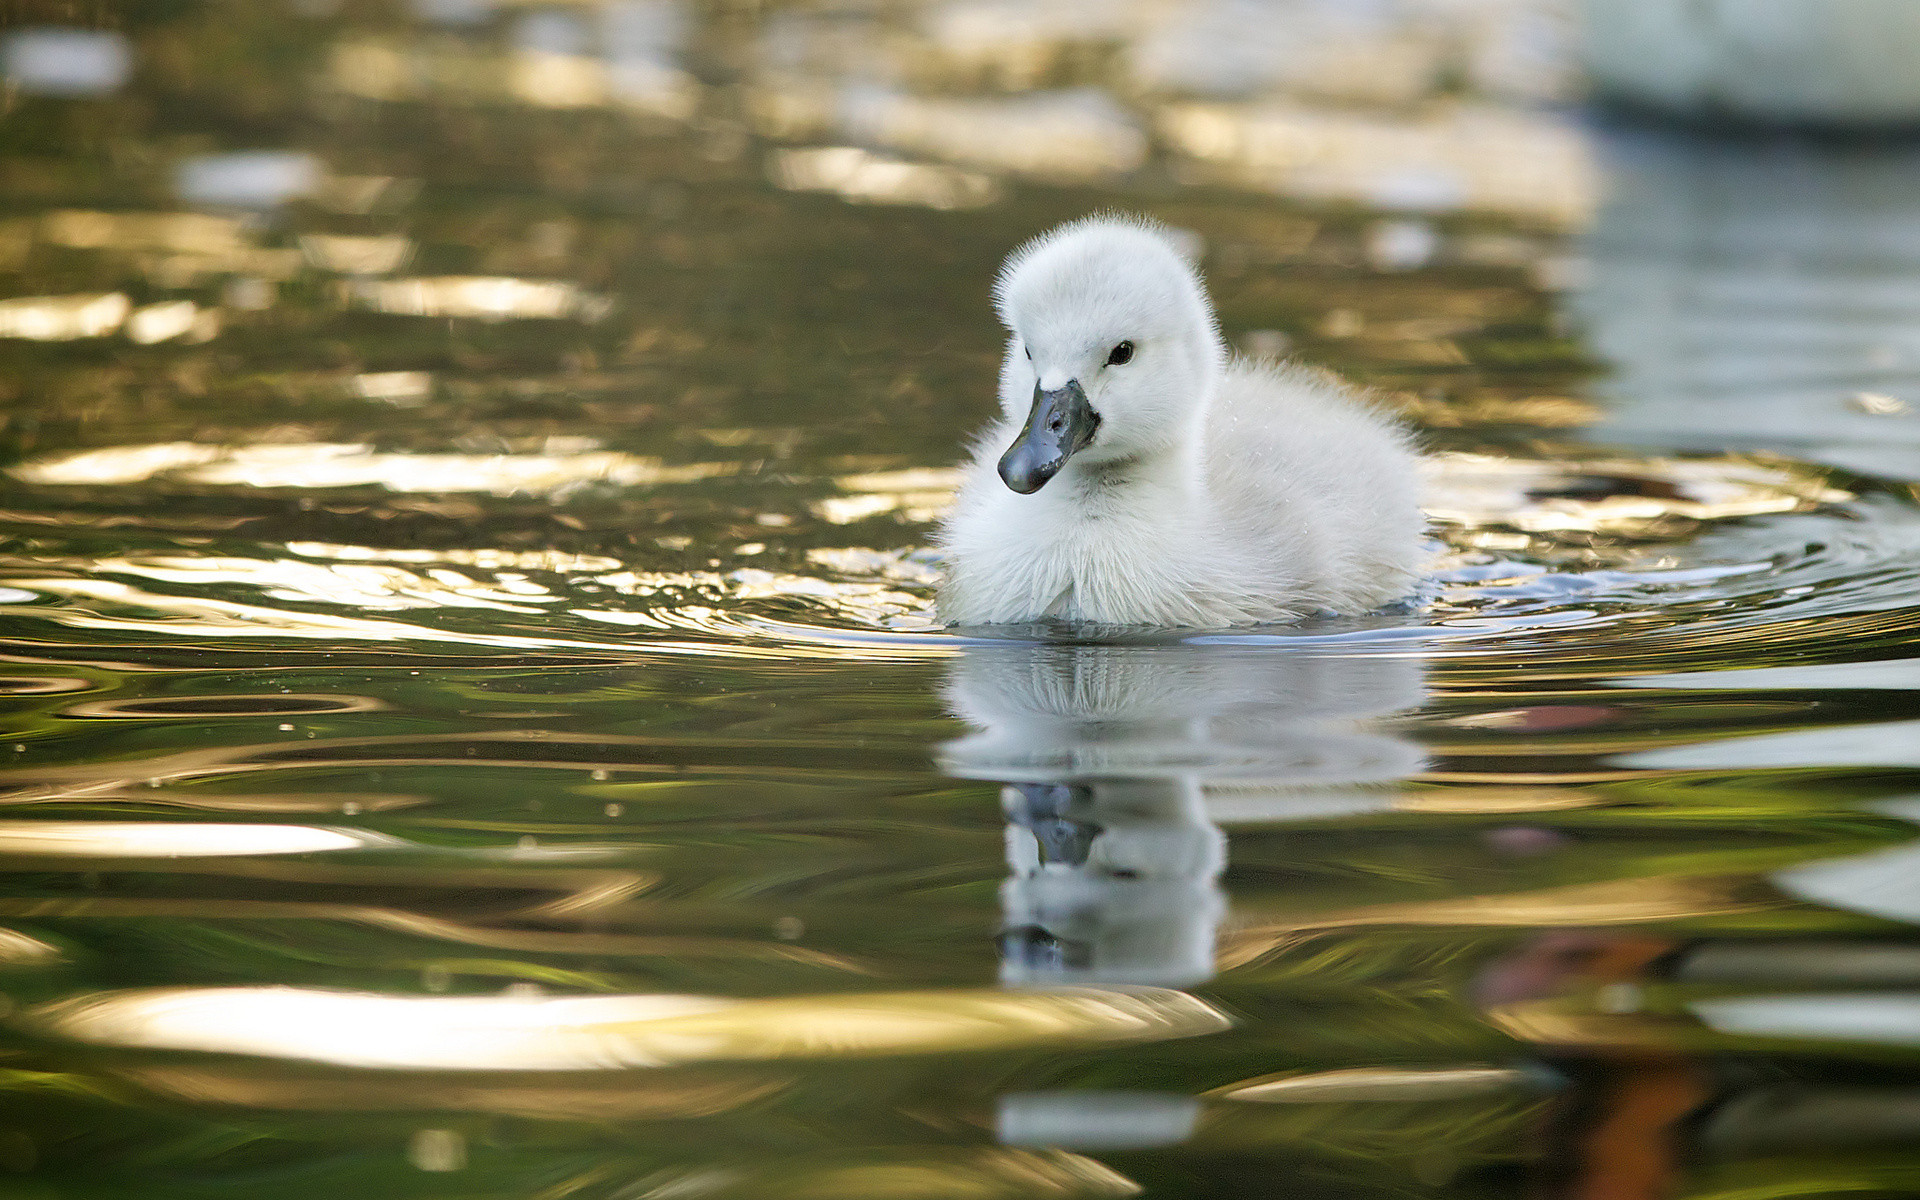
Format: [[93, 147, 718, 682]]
[[6, 4, 1920, 1198]]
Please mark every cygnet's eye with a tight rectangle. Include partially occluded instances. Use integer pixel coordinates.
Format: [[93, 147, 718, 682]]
[[1106, 341, 1135, 366]]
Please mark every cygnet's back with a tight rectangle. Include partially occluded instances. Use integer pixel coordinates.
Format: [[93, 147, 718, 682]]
[[1204, 360, 1424, 616], [938, 214, 1425, 627]]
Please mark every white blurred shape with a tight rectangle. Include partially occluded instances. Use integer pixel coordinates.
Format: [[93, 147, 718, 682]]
[[1366, 218, 1439, 270], [411, 0, 495, 25], [997, 1092, 1202, 1150], [513, 9, 590, 55], [603, 2, 698, 122], [0, 293, 128, 341], [1618, 659, 1920, 692], [1617, 718, 1920, 771], [1572, 133, 1920, 480], [1, 28, 131, 97], [605, 0, 686, 56], [1776, 802, 1920, 924], [1582, 0, 1920, 124], [1694, 993, 1920, 1047], [175, 152, 322, 209]]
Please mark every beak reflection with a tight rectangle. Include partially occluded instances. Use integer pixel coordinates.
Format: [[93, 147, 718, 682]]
[[999, 380, 1099, 494]]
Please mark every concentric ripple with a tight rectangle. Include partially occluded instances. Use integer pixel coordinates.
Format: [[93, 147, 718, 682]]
[[1, 446, 1910, 671]]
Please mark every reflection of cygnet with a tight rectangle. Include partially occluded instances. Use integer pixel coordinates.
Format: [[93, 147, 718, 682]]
[[999, 778, 1225, 988], [942, 641, 1428, 989], [937, 215, 1424, 626], [942, 642, 1427, 798]]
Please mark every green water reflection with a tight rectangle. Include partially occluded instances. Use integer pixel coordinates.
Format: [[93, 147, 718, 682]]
[[4, 2, 1920, 1198]]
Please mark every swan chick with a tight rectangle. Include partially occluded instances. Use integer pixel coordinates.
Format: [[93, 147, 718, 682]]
[[937, 215, 1425, 627]]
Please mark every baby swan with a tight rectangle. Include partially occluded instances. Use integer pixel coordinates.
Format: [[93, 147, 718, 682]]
[[938, 215, 1424, 627]]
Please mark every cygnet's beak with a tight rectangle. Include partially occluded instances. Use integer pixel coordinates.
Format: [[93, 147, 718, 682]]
[[998, 380, 1099, 494]]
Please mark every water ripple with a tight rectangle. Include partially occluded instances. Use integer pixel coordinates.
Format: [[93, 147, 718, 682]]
[[0, 449, 1911, 672]]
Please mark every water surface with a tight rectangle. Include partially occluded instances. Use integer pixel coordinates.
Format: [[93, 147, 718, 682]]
[[4, 4, 1920, 1198]]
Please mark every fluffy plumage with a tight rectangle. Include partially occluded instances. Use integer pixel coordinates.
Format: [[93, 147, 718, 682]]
[[937, 214, 1425, 627]]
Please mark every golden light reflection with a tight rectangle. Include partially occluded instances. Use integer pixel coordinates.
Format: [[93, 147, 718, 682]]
[[327, 36, 699, 121], [350, 371, 432, 403], [0, 576, 580, 648], [1425, 452, 1852, 536], [0, 729, 897, 843], [841, 88, 1148, 184], [26, 985, 1229, 1071], [815, 466, 964, 525], [0, 898, 870, 973], [512, 49, 610, 108], [1399, 392, 1599, 430], [125, 300, 213, 345], [1162, 101, 1597, 226], [1211, 1065, 1530, 1104], [0, 928, 63, 966], [0, 821, 387, 858], [284, 541, 623, 573], [61, 692, 381, 719], [768, 147, 1002, 210], [115, 1061, 787, 1119], [347, 276, 607, 322], [15, 790, 424, 815], [632, 1150, 1139, 1200], [1217, 875, 1766, 970], [298, 233, 414, 275], [102, 554, 558, 614], [1392, 786, 1604, 814], [40, 209, 247, 256], [41, 204, 303, 284], [1485, 1001, 1690, 1050], [804, 547, 942, 588], [0, 293, 128, 341], [9, 442, 223, 486], [0, 570, 943, 662], [10, 441, 734, 496]]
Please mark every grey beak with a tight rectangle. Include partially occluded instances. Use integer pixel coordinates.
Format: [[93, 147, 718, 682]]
[[998, 380, 1099, 494]]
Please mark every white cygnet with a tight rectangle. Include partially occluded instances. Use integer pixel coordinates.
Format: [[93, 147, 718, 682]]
[[937, 214, 1425, 627]]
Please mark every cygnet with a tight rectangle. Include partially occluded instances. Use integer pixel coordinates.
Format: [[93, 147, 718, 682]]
[[937, 215, 1424, 627]]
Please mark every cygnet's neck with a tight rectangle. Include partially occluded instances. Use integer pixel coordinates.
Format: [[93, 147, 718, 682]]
[[1060, 393, 1212, 518]]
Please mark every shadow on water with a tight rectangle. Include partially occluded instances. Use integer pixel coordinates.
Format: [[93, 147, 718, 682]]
[[4, 1, 1920, 1197]]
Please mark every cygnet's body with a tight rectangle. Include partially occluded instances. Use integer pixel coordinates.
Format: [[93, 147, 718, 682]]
[[938, 216, 1425, 627]]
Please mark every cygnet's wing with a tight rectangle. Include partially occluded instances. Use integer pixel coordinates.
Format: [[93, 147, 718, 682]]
[[1205, 361, 1425, 612]]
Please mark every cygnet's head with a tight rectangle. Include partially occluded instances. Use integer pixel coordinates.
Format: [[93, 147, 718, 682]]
[[993, 215, 1224, 494]]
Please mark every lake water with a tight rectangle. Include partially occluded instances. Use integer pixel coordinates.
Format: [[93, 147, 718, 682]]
[[4, 3, 1920, 1198]]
